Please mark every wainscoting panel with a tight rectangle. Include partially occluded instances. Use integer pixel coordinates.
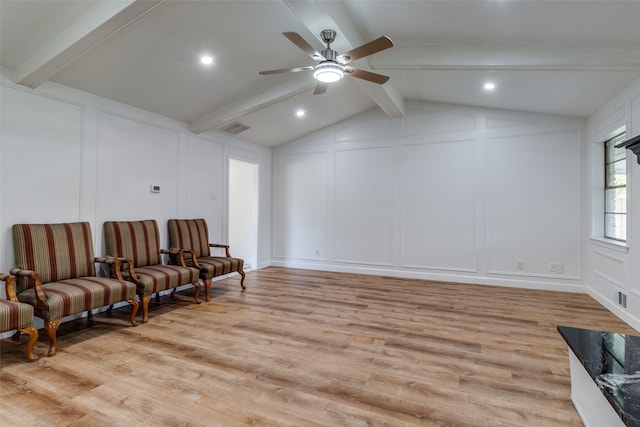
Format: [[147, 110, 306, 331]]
[[334, 146, 394, 265], [486, 131, 582, 278], [186, 134, 224, 241], [273, 101, 590, 293], [403, 106, 476, 137], [592, 250, 626, 288], [273, 152, 328, 260], [0, 86, 83, 270], [95, 111, 181, 247], [401, 139, 477, 271], [335, 110, 394, 143]]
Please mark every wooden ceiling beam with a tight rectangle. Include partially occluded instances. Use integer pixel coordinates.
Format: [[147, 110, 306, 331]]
[[15, 0, 164, 88], [371, 44, 640, 71]]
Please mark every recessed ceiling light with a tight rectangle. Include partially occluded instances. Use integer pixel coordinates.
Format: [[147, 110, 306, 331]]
[[200, 55, 214, 65], [484, 82, 496, 91], [296, 109, 305, 117]]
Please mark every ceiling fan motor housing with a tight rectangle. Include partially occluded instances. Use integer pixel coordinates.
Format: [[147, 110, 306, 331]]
[[321, 49, 337, 61]]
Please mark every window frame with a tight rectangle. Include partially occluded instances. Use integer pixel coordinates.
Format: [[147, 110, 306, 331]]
[[604, 132, 627, 242]]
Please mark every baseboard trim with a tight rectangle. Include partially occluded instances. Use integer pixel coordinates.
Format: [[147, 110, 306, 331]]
[[587, 287, 640, 332], [268, 260, 586, 293]]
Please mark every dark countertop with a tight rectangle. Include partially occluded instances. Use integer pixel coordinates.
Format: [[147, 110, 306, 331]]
[[558, 325, 640, 427]]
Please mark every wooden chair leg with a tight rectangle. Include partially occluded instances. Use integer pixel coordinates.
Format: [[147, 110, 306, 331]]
[[193, 282, 201, 304], [87, 310, 94, 321], [20, 325, 39, 362], [11, 330, 21, 341], [129, 299, 139, 327], [44, 319, 61, 357], [141, 295, 151, 323], [204, 278, 212, 302], [239, 270, 246, 290]]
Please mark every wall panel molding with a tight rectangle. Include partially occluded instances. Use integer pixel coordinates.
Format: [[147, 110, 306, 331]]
[[333, 146, 394, 266], [274, 100, 588, 292], [400, 138, 477, 272], [593, 249, 625, 264]]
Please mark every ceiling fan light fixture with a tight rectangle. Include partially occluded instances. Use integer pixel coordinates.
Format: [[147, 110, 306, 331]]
[[313, 62, 344, 83]]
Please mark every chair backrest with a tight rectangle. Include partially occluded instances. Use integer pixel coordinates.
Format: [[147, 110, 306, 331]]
[[12, 222, 97, 293], [103, 220, 162, 268], [167, 219, 210, 258]]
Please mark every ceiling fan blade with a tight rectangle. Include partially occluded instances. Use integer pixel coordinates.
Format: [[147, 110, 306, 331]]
[[283, 32, 323, 60], [313, 82, 328, 95], [338, 36, 393, 64], [345, 68, 390, 84], [259, 66, 314, 75]]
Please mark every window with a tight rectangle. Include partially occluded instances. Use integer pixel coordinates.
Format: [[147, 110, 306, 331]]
[[604, 132, 627, 241]]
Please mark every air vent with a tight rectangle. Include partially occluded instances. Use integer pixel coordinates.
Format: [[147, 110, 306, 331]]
[[617, 291, 627, 309], [219, 121, 250, 135]]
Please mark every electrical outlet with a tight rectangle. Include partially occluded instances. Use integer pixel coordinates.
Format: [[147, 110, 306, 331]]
[[517, 260, 524, 270], [315, 249, 320, 256], [549, 263, 564, 274]]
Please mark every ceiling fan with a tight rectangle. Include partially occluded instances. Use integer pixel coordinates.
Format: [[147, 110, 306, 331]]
[[259, 29, 393, 95]]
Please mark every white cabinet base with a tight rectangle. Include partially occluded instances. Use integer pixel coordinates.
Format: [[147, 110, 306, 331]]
[[568, 350, 625, 427]]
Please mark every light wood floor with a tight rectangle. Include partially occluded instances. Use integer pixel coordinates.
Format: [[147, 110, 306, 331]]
[[1, 267, 636, 426]]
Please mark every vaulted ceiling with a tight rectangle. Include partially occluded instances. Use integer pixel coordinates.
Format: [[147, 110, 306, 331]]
[[2, 0, 639, 147]]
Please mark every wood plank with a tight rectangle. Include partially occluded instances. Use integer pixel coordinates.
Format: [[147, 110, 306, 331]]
[[1, 267, 636, 426]]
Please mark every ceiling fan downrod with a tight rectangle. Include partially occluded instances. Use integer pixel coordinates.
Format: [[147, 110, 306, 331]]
[[320, 29, 338, 61]]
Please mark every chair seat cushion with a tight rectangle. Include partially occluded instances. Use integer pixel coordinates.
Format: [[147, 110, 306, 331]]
[[194, 257, 244, 280], [0, 299, 34, 331], [123, 265, 198, 295], [17, 277, 137, 320]]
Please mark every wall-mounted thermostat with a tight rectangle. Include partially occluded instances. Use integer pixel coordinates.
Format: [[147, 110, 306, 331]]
[[150, 184, 161, 193]]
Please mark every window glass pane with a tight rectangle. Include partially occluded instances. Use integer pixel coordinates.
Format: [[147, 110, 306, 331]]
[[605, 213, 627, 241], [606, 140, 626, 163], [605, 188, 627, 213], [606, 159, 627, 187], [603, 131, 627, 242]]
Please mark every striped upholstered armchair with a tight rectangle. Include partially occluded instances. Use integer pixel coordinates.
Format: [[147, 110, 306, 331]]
[[11, 222, 139, 356], [103, 220, 201, 323], [168, 218, 245, 302], [0, 273, 39, 361]]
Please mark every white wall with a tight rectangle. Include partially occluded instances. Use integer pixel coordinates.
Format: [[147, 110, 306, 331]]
[[273, 101, 586, 293], [586, 77, 640, 331], [0, 69, 272, 289]]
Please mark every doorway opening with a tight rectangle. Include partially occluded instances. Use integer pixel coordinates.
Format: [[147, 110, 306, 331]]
[[228, 158, 258, 271]]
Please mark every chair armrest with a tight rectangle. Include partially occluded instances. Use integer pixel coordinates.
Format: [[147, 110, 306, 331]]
[[100, 256, 139, 282], [8, 267, 47, 309], [95, 256, 124, 280], [209, 243, 231, 258], [0, 273, 19, 302], [160, 248, 190, 268], [167, 248, 200, 268]]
